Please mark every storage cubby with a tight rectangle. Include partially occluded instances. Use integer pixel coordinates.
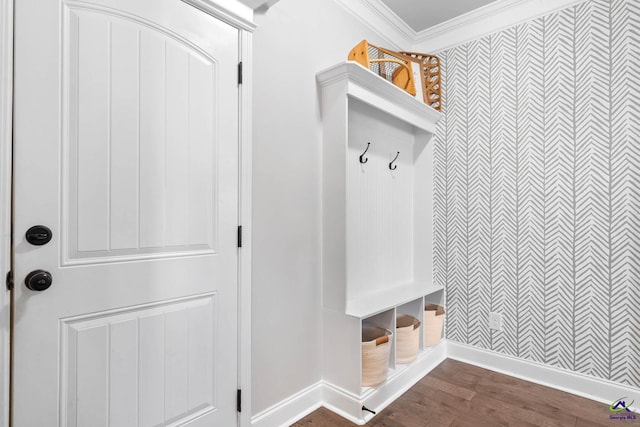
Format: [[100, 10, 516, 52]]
[[396, 298, 424, 353], [318, 62, 444, 425], [424, 288, 446, 346], [362, 310, 396, 370], [361, 310, 395, 390], [424, 288, 445, 307]]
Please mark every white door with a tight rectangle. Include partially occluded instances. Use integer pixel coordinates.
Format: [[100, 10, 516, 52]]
[[12, 0, 240, 425]]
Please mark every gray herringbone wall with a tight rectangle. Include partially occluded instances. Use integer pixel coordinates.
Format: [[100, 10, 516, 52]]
[[434, 0, 640, 387]]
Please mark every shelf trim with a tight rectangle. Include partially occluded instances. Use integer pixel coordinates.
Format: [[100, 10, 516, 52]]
[[316, 61, 442, 134], [346, 282, 444, 318]]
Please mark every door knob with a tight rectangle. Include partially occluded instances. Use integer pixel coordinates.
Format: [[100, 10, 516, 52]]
[[25, 270, 52, 291], [25, 225, 52, 245]]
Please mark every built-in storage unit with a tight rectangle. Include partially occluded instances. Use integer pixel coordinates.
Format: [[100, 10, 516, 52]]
[[317, 61, 444, 425]]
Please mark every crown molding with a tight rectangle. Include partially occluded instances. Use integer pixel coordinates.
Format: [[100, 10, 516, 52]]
[[330, 0, 588, 54], [332, 0, 415, 50], [237, 0, 589, 51], [350, 0, 417, 44], [412, 0, 588, 53]]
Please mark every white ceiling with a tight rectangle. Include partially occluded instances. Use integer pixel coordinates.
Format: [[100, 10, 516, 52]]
[[379, 0, 499, 32]]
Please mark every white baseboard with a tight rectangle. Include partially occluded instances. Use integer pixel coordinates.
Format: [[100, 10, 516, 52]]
[[250, 381, 322, 427], [447, 341, 640, 406], [324, 340, 448, 425], [253, 342, 448, 426], [254, 341, 640, 426], [322, 383, 366, 425]]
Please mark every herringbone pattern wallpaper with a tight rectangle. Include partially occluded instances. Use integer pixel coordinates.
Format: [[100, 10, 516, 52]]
[[434, 0, 640, 387]]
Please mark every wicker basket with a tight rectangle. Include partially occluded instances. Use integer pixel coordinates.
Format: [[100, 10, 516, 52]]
[[423, 304, 445, 346], [348, 40, 417, 97], [396, 314, 420, 364], [399, 52, 442, 111], [361, 326, 393, 387]]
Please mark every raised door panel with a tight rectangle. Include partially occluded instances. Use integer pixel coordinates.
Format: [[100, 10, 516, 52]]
[[61, 295, 217, 427], [64, 7, 218, 264]]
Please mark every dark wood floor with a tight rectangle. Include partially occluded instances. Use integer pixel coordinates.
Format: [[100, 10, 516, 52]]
[[292, 359, 632, 426]]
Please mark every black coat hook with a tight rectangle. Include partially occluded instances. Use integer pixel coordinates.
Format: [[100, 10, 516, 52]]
[[359, 142, 370, 164], [389, 151, 400, 170]]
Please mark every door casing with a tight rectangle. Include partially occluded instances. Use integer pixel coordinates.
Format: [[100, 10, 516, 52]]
[[0, 1, 254, 426], [0, 0, 13, 426]]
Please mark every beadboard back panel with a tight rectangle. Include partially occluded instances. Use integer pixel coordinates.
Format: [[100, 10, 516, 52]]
[[347, 100, 415, 300], [434, 0, 640, 387]]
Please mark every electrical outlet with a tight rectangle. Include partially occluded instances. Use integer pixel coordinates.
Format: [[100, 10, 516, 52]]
[[489, 312, 503, 331]]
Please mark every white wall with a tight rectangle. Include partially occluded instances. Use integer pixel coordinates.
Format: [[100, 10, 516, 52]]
[[251, 0, 401, 416]]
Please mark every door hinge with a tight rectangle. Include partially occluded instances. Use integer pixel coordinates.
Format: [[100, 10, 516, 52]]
[[238, 61, 243, 85], [5, 270, 13, 291], [237, 389, 242, 413], [237, 226, 243, 248]]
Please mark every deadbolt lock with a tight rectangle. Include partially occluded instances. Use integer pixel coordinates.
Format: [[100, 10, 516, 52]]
[[25, 225, 53, 246]]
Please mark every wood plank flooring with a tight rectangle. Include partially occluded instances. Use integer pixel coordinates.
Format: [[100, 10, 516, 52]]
[[292, 359, 635, 426]]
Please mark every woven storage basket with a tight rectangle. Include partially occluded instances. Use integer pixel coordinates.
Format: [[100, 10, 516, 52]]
[[361, 326, 393, 387], [423, 304, 445, 346], [348, 40, 417, 97], [396, 314, 420, 364], [399, 52, 442, 111]]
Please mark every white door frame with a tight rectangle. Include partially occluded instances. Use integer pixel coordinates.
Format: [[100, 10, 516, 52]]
[[0, 1, 254, 426], [0, 0, 13, 426], [238, 28, 254, 427]]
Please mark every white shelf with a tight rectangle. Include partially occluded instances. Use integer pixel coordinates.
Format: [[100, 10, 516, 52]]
[[346, 282, 443, 318], [316, 61, 441, 133], [318, 60, 443, 424]]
